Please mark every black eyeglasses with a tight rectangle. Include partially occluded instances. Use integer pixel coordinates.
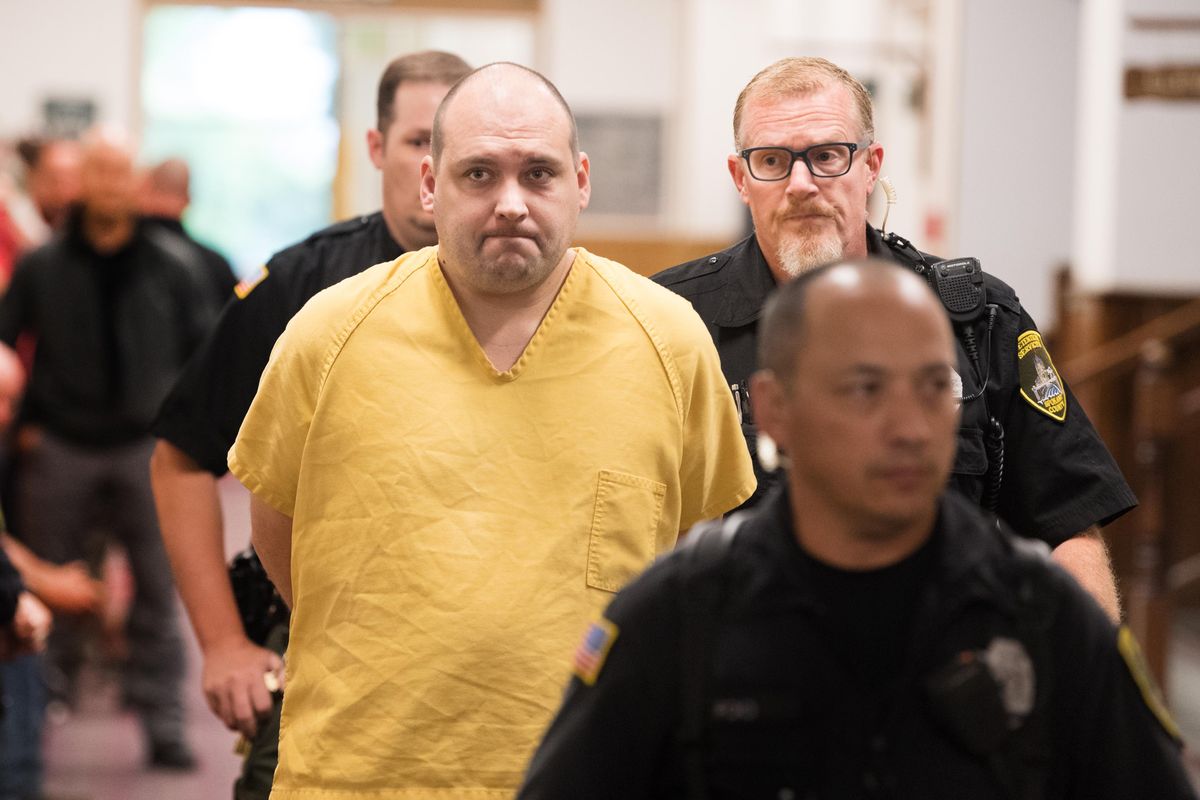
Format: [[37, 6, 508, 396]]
[[739, 140, 871, 181]]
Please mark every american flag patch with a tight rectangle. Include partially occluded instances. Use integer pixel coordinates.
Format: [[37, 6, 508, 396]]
[[572, 618, 619, 686], [234, 265, 269, 299]]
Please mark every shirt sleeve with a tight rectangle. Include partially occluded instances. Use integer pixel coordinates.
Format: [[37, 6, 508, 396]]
[[991, 305, 1136, 545], [0, 534, 23, 626], [226, 290, 333, 518], [518, 560, 682, 800], [1051, 573, 1197, 799], [153, 264, 293, 476], [675, 314, 757, 528], [0, 251, 34, 347]]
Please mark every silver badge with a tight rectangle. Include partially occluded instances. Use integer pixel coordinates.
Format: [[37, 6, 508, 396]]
[[950, 368, 963, 406], [983, 637, 1035, 725]]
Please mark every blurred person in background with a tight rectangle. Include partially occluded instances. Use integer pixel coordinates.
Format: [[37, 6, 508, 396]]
[[150, 50, 471, 800], [15, 138, 81, 237], [0, 343, 97, 800], [0, 125, 215, 771], [139, 157, 238, 308], [0, 137, 81, 291]]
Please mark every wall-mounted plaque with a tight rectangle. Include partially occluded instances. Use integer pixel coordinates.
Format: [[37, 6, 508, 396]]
[[1125, 65, 1200, 101], [575, 113, 662, 217]]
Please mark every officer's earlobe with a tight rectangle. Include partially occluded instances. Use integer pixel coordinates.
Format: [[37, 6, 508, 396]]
[[750, 370, 786, 444], [727, 153, 750, 201]]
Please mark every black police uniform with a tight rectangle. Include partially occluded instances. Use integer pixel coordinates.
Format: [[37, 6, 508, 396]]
[[652, 229, 1136, 546], [519, 488, 1196, 800], [152, 210, 403, 799], [154, 211, 404, 475]]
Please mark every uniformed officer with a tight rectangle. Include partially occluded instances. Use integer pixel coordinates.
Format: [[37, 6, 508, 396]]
[[519, 260, 1197, 800], [148, 50, 471, 799], [653, 57, 1133, 622]]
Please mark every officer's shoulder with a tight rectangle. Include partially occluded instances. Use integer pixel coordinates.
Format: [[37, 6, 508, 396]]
[[265, 214, 379, 272], [979, 270, 1021, 315], [651, 236, 752, 292], [303, 213, 376, 244], [878, 230, 1021, 315]]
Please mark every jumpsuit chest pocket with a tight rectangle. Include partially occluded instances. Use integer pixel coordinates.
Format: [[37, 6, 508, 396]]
[[586, 469, 666, 592]]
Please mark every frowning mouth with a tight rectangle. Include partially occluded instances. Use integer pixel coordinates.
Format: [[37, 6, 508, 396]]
[[483, 231, 537, 241]]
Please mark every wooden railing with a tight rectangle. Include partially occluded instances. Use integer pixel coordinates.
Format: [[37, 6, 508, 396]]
[[1061, 295, 1200, 685]]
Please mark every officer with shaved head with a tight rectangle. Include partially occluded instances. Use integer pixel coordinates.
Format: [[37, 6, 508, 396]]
[[521, 259, 1195, 800]]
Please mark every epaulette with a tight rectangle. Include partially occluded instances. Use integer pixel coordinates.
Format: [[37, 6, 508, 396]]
[[880, 230, 933, 273], [304, 214, 374, 244], [653, 249, 733, 288]]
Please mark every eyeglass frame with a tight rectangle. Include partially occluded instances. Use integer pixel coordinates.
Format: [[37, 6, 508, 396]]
[[738, 139, 873, 181]]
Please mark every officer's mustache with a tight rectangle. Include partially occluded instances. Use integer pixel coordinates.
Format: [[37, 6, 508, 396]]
[[778, 201, 838, 220]]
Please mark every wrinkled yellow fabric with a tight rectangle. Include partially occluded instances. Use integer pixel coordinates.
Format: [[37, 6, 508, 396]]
[[229, 246, 754, 799]]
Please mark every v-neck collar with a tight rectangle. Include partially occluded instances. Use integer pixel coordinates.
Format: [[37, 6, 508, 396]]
[[429, 249, 583, 382]]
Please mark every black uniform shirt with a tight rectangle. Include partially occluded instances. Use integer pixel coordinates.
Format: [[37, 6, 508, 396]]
[[652, 229, 1136, 546], [519, 488, 1195, 800], [0, 209, 215, 447], [153, 212, 404, 475]]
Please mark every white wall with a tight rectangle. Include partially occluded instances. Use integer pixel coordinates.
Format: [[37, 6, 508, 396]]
[[958, 0, 1080, 327], [7, 0, 1195, 313], [0, 0, 139, 137], [1113, 0, 1200, 294]]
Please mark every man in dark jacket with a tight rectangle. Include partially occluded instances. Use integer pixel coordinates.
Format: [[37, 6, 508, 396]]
[[0, 126, 214, 770], [139, 157, 238, 308]]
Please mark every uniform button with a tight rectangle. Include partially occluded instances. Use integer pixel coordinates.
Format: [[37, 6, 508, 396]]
[[870, 734, 887, 753], [708, 256, 718, 263], [777, 790, 795, 800]]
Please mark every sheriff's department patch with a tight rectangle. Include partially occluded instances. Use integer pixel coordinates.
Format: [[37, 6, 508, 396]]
[[572, 618, 619, 686], [234, 265, 269, 299], [1017, 330, 1067, 422], [1118, 626, 1182, 742]]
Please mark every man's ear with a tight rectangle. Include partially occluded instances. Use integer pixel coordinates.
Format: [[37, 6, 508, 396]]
[[750, 369, 788, 445], [728, 152, 751, 204], [367, 129, 385, 171], [863, 142, 884, 196], [419, 156, 436, 213], [576, 151, 591, 211]]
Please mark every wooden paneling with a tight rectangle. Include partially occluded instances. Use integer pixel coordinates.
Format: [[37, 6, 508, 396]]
[[573, 238, 731, 278], [1056, 285, 1200, 688]]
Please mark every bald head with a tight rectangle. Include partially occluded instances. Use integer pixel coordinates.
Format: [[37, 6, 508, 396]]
[[140, 158, 191, 219], [758, 259, 953, 386], [751, 258, 961, 562], [79, 126, 137, 220], [431, 62, 579, 167]]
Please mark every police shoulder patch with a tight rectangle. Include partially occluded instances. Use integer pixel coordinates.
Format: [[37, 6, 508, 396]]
[[1017, 330, 1067, 422], [572, 618, 619, 686], [1118, 626, 1182, 742], [234, 265, 269, 299]]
